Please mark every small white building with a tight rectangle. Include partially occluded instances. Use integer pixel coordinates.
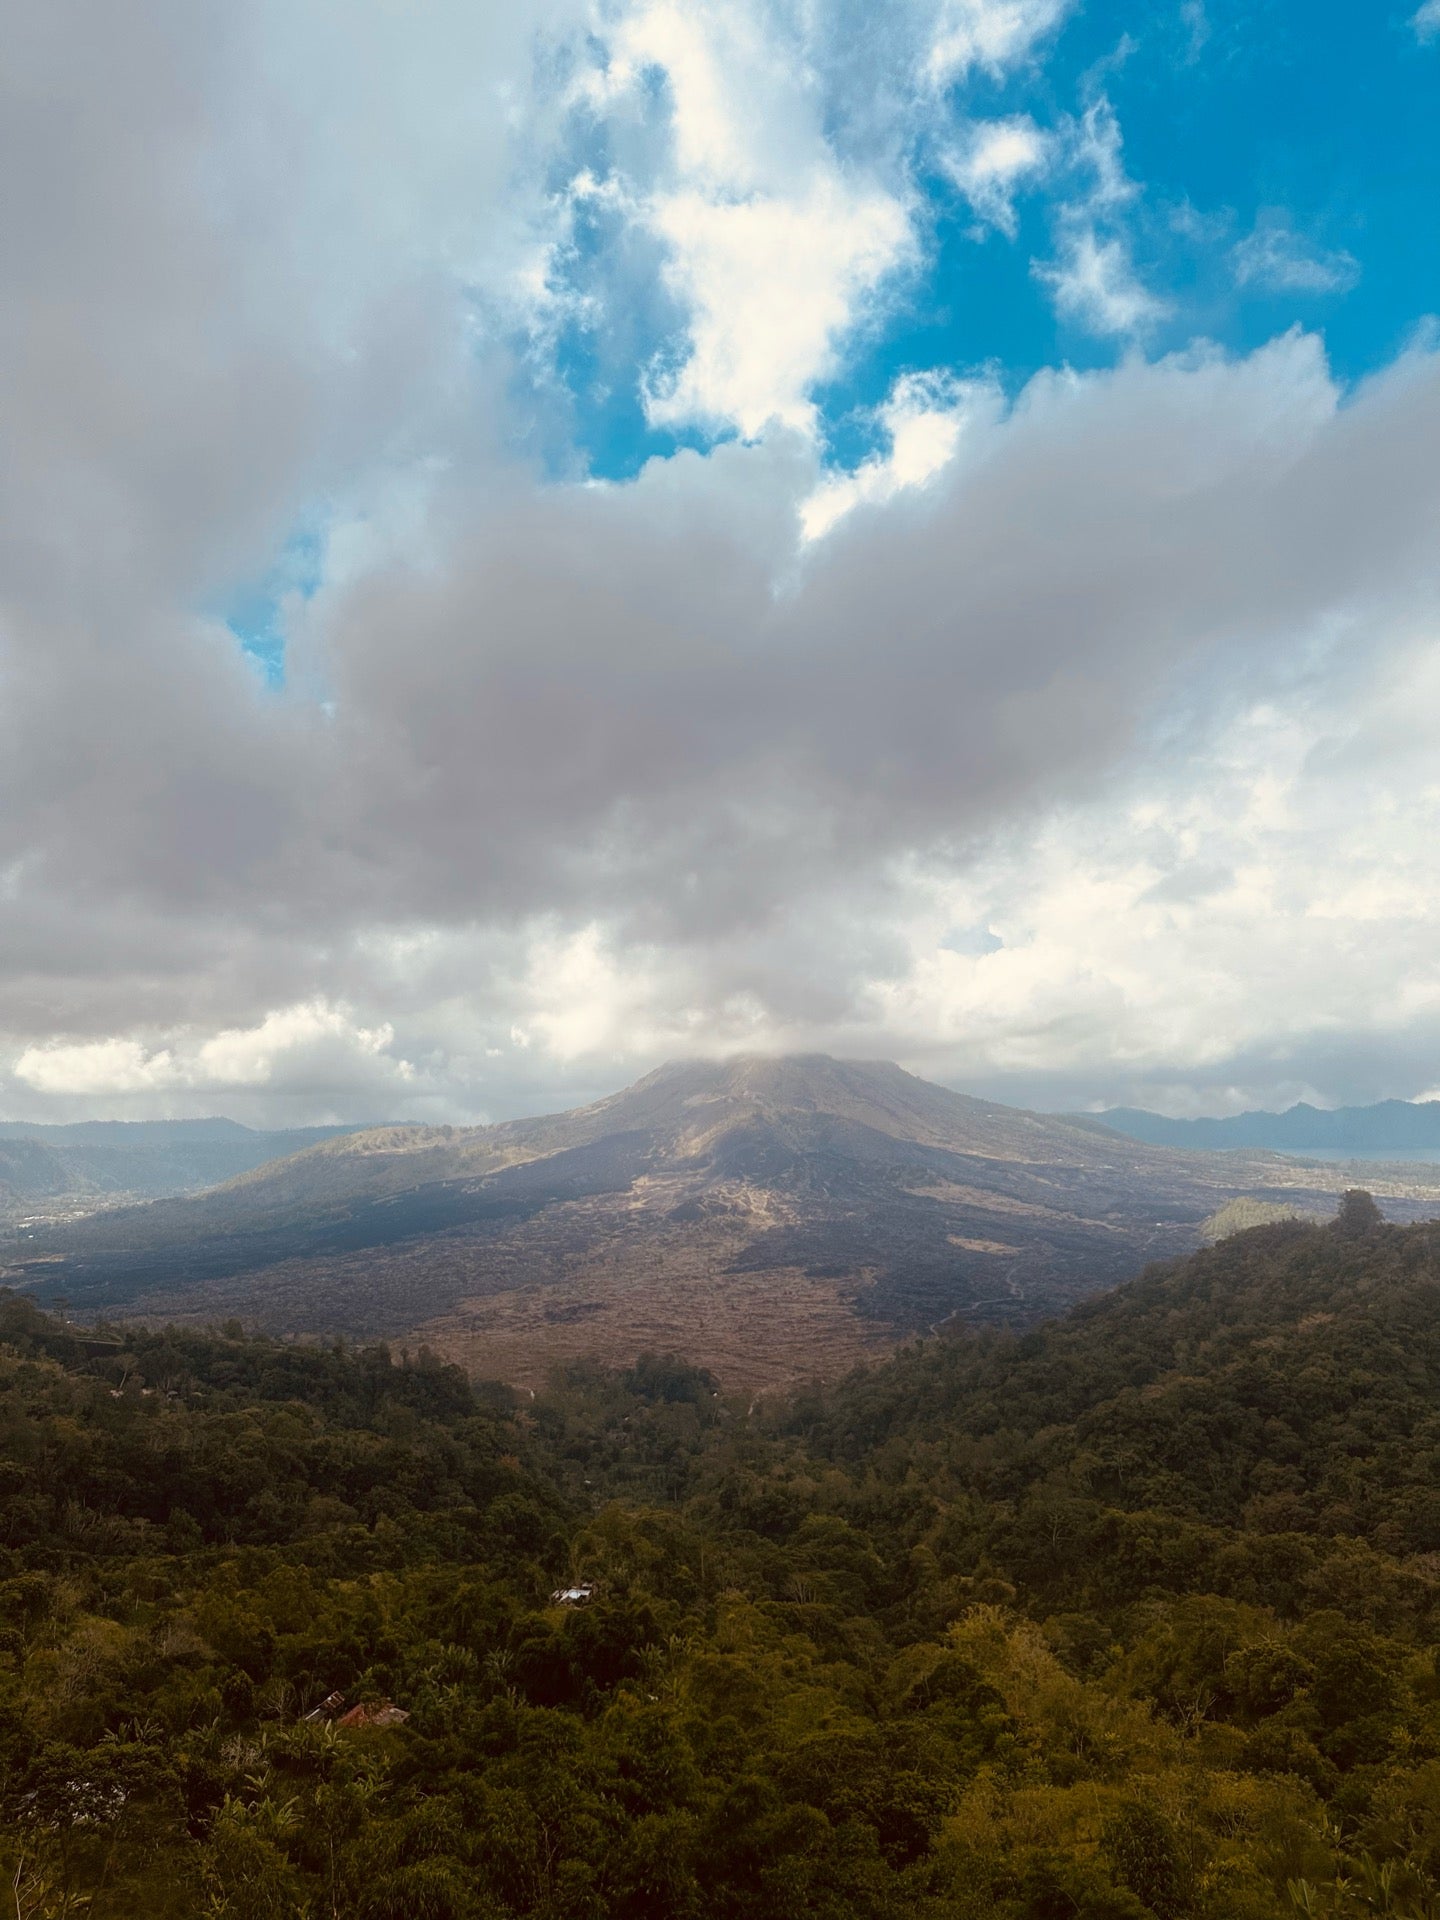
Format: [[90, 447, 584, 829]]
[[549, 1580, 596, 1607]]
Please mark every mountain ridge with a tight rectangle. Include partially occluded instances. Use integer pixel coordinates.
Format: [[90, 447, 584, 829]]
[[0, 1116, 366, 1224], [9, 1054, 1440, 1389], [1090, 1096, 1440, 1153]]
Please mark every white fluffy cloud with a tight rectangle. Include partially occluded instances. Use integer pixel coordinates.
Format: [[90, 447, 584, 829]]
[[802, 372, 997, 538], [585, 0, 914, 437], [15, 1004, 415, 1109], [14, 1041, 187, 1099], [644, 180, 913, 436], [869, 631, 1440, 1114], [943, 116, 1054, 236], [925, 0, 1072, 84]]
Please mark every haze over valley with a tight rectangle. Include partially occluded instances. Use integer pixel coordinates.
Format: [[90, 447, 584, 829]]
[[0, 1118, 363, 1225]]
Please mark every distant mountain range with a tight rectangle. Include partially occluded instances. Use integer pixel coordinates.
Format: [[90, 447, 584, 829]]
[[1087, 1098, 1440, 1153], [0, 1117, 363, 1223], [9, 1055, 1440, 1389]]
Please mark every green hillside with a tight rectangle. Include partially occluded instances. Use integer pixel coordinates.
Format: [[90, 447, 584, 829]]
[[4, 1195, 1440, 1916]]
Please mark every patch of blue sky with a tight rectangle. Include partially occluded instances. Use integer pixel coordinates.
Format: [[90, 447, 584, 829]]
[[216, 525, 326, 689], [810, 179, 1088, 463], [541, 185, 720, 478], [552, 0, 1438, 485], [829, 0, 1438, 454], [1074, 0, 1440, 381], [525, 52, 720, 482], [941, 922, 1005, 958], [547, 319, 727, 481]]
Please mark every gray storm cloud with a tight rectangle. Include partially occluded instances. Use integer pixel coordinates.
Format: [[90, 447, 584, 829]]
[[304, 337, 1438, 940]]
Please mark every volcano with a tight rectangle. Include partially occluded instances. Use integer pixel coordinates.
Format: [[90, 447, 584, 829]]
[[9, 1055, 1438, 1388]]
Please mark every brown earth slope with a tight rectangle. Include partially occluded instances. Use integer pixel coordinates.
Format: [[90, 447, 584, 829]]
[[6, 1055, 1440, 1389]]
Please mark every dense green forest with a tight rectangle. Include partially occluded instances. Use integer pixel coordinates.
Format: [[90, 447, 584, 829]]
[[4, 1194, 1440, 1916]]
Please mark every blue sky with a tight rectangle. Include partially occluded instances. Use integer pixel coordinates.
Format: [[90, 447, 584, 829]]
[[7, 0, 1440, 1126], [540, 0, 1439, 486], [231, 0, 1440, 674]]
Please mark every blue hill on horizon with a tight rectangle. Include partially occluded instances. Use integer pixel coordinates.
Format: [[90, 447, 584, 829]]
[[1087, 1098, 1440, 1154]]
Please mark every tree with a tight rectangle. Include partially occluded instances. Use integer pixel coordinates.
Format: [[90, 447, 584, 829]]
[[1334, 1190, 1382, 1237]]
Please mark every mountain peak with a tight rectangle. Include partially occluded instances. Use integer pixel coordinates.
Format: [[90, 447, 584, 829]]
[[583, 1052, 999, 1151], [637, 1051, 918, 1101], [17, 1054, 1440, 1396]]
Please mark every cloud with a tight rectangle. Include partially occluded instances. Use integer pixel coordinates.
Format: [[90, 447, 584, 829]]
[[942, 116, 1054, 236], [584, 0, 914, 438], [14, 1003, 415, 1109], [1036, 228, 1168, 334], [643, 178, 913, 436], [8, 274, 1440, 1122], [1068, 95, 1138, 213], [868, 624, 1440, 1114], [1, 0, 1440, 1130], [1231, 213, 1361, 296], [925, 0, 1073, 85], [1033, 98, 1165, 337], [1413, 0, 1440, 41], [318, 330, 1383, 935], [14, 1040, 187, 1098], [802, 371, 998, 538], [1179, 0, 1210, 62]]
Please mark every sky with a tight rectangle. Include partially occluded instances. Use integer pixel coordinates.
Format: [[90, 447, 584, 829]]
[[2, 0, 1439, 1128]]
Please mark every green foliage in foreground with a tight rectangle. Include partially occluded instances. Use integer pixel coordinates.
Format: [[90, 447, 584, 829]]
[[4, 1202, 1440, 1915]]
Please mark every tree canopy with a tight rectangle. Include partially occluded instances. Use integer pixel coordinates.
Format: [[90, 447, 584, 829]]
[[3, 1203, 1440, 1916]]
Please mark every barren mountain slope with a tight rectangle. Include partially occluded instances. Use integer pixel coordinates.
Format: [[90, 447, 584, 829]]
[[7, 1056, 1440, 1388]]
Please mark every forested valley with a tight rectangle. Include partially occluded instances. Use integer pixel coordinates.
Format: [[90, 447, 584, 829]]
[[4, 1192, 1440, 1917]]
